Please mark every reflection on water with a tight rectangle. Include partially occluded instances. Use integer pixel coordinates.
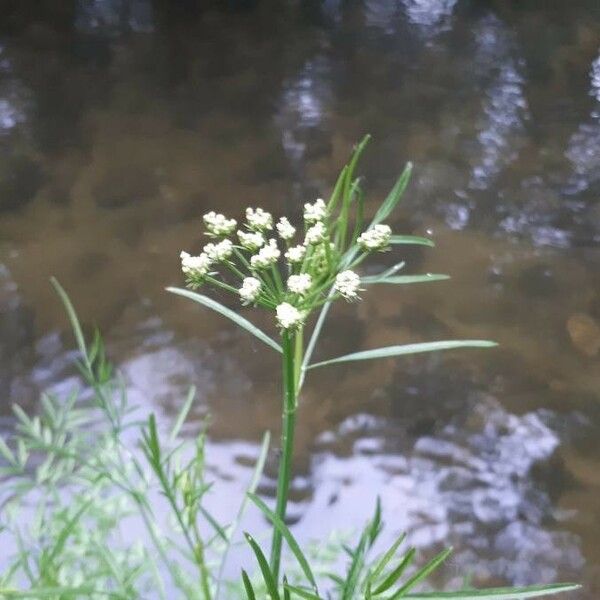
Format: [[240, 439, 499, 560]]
[[1, 0, 600, 595]]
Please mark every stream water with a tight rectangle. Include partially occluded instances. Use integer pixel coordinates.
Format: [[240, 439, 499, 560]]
[[0, 1, 599, 595]]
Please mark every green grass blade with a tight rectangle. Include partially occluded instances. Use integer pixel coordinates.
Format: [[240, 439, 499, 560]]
[[284, 584, 323, 599], [307, 341, 497, 370], [241, 570, 257, 600], [370, 534, 407, 584], [50, 277, 89, 367], [390, 547, 452, 598], [0, 587, 121, 598], [372, 548, 416, 595], [362, 262, 406, 283], [215, 432, 270, 600], [389, 235, 435, 247], [362, 274, 449, 286], [248, 493, 318, 591], [244, 533, 280, 600], [299, 287, 335, 388], [169, 385, 196, 442], [167, 287, 282, 353], [401, 583, 581, 599], [327, 165, 348, 213], [370, 162, 412, 227]]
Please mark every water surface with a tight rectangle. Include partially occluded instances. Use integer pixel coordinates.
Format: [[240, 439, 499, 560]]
[[1, 1, 599, 595]]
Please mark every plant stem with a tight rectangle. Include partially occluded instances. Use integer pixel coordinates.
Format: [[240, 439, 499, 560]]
[[270, 329, 299, 582]]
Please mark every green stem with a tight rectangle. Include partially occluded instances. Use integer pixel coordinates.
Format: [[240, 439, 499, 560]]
[[270, 329, 299, 582]]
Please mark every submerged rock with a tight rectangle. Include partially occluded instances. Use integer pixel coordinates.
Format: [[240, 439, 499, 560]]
[[567, 313, 600, 357]]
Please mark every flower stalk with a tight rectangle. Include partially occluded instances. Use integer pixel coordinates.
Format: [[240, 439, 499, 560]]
[[270, 329, 300, 581]]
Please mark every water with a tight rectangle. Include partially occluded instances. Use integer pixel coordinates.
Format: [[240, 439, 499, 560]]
[[1, 0, 599, 594]]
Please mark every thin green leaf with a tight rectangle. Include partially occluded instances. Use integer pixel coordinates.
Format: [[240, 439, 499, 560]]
[[401, 583, 581, 599], [167, 287, 282, 353], [370, 534, 407, 584], [0, 435, 15, 465], [248, 493, 318, 591], [390, 547, 452, 598], [362, 274, 449, 285], [199, 505, 228, 542], [361, 262, 406, 283], [50, 277, 89, 367], [0, 587, 120, 598], [244, 533, 280, 600], [327, 165, 348, 213], [284, 584, 324, 600], [389, 235, 435, 247], [241, 570, 257, 600], [371, 162, 413, 227], [299, 287, 335, 388], [308, 340, 498, 370], [169, 386, 196, 443], [373, 548, 416, 595], [215, 432, 270, 600]]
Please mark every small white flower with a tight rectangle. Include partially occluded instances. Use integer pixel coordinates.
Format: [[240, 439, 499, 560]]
[[357, 224, 392, 251], [250, 238, 280, 269], [285, 245, 306, 264], [304, 222, 327, 245], [237, 230, 265, 251], [334, 270, 361, 300], [303, 198, 327, 223], [276, 302, 304, 329], [203, 211, 237, 236], [203, 239, 233, 262], [287, 273, 312, 295], [276, 217, 296, 241], [239, 277, 261, 304], [180, 251, 212, 277], [246, 207, 273, 231]]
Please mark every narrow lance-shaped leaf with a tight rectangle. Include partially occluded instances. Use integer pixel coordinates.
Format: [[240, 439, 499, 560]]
[[244, 533, 280, 600], [361, 274, 449, 286], [169, 386, 196, 443], [215, 432, 270, 600], [50, 277, 90, 368], [401, 583, 581, 599], [369, 534, 407, 584], [359, 261, 406, 284], [284, 584, 324, 600], [370, 162, 413, 227], [308, 340, 497, 370], [248, 493, 318, 592], [241, 570, 257, 600], [389, 547, 452, 598], [167, 287, 282, 353], [389, 235, 435, 247], [372, 547, 416, 595]]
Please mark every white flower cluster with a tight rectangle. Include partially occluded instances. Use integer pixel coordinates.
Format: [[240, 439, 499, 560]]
[[287, 273, 312, 296], [238, 230, 265, 251], [357, 224, 392, 251], [250, 238, 281, 269], [285, 245, 305, 264], [304, 198, 327, 223], [246, 207, 273, 231], [180, 251, 211, 277], [334, 270, 361, 300], [276, 217, 296, 241], [239, 277, 261, 304], [203, 239, 233, 262], [181, 201, 397, 329], [305, 222, 327, 245], [203, 211, 237, 236], [276, 302, 304, 330]]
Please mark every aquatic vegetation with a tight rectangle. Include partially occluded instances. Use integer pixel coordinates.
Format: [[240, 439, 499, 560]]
[[0, 139, 580, 599]]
